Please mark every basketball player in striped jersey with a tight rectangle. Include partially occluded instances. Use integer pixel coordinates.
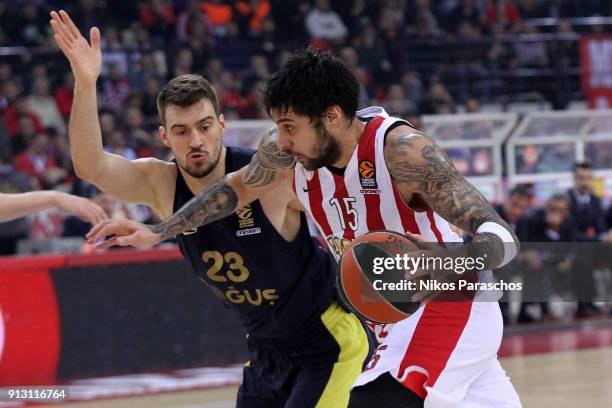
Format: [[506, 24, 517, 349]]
[[90, 49, 523, 407]]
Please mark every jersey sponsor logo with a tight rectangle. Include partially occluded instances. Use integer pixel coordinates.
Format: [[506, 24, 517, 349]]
[[358, 160, 379, 193], [236, 227, 262, 236], [236, 205, 255, 229]]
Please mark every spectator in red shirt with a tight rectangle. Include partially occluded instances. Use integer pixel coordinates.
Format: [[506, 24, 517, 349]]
[[485, 0, 521, 29], [54, 72, 75, 120], [14, 133, 64, 189], [235, 0, 271, 36], [201, 0, 234, 36], [3, 96, 44, 137], [139, 0, 176, 40]]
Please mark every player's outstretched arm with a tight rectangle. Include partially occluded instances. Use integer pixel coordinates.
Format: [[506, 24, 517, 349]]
[[86, 128, 294, 248], [50, 10, 163, 209], [385, 128, 519, 270], [0, 191, 107, 223]]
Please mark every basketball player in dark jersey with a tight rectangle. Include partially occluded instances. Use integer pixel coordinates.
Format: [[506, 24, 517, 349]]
[[50, 10, 370, 408]]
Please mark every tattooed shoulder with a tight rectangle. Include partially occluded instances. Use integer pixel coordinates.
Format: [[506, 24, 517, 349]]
[[384, 130, 460, 185], [257, 127, 296, 170], [243, 127, 294, 188], [384, 128, 507, 234]]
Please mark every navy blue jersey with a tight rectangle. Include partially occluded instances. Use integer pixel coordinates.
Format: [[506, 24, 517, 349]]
[[174, 146, 337, 340]]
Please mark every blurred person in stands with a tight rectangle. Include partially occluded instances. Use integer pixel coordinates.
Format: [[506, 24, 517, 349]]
[[496, 187, 530, 237], [138, 0, 176, 42], [516, 143, 540, 174], [568, 162, 609, 242], [234, 0, 271, 38], [511, 23, 549, 95], [466, 97, 481, 113], [8, 1, 47, 46], [172, 47, 195, 78], [14, 132, 65, 190], [353, 22, 391, 82], [446, 0, 484, 33], [103, 129, 137, 161], [305, 0, 348, 45], [241, 54, 270, 100], [518, 0, 548, 19], [4, 95, 44, 138], [124, 107, 151, 152], [419, 80, 456, 114], [519, 193, 576, 323], [214, 21, 252, 71], [383, 83, 418, 118], [201, 0, 234, 37], [485, 0, 521, 31], [472, 148, 493, 175], [141, 77, 163, 122], [568, 162, 611, 317], [8, 111, 40, 157], [101, 62, 131, 111], [26, 77, 66, 135], [53, 72, 75, 121], [177, 0, 213, 45]]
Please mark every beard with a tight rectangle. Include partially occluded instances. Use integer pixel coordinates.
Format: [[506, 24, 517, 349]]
[[179, 146, 222, 178], [300, 121, 341, 170]]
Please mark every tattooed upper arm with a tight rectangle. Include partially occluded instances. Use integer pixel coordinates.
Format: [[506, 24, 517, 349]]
[[384, 129, 518, 267], [243, 127, 295, 188]]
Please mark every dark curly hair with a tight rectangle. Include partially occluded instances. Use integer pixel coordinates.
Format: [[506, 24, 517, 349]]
[[262, 48, 360, 123]]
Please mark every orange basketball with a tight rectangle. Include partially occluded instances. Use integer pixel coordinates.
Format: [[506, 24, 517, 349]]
[[338, 231, 424, 324]]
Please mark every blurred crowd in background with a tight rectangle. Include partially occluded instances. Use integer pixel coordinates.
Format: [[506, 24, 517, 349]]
[[1, 0, 612, 323]]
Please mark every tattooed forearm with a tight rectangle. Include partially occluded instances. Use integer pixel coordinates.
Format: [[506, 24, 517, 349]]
[[386, 131, 519, 268], [470, 233, 505, 270], [150, 181, 238, 241], [244, 127, 295, 187]]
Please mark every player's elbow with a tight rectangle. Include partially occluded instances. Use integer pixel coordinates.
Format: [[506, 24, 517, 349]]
[[73, 159, 104, 185]]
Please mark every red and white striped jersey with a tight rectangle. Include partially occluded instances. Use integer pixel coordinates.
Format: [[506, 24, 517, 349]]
[[293, 106, 462, 260]]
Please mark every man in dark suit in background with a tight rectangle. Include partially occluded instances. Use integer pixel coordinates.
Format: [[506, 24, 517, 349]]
[[567, 162, 610, 317], [494, 186, 531, 323], [519, 193, 576, 323]]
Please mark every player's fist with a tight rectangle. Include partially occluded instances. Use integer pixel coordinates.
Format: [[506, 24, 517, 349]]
[[50, 10, 101, 88], [86, 219, 162, 249]]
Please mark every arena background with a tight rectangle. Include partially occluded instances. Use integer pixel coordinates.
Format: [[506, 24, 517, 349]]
[[1, 0, 612, 406]]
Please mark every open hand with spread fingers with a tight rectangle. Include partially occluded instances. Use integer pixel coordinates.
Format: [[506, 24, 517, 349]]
[[49, 10, 101, 88], [86, 219, 162, 250]]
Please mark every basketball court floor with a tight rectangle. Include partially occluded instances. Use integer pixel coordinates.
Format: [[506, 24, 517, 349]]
[[4, 319, 611, 408]]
